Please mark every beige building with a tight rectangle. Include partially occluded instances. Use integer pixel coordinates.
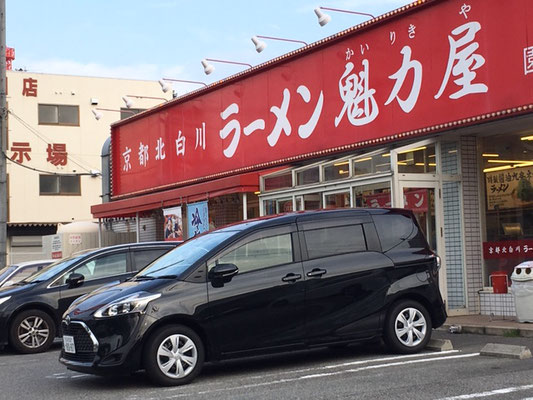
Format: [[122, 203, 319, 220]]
[[6, 71, 172, 263]]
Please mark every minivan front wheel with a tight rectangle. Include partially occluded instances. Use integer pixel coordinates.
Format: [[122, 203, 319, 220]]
[[384, 300, 432, 354], [9, 309, 56, 354], [144, 325, 204, 386]]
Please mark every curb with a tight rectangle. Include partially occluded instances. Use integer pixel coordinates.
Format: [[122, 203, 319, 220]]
[[480, 343, 532, 359], [426, 338, 453, 351], [441, 324, 533, 338]]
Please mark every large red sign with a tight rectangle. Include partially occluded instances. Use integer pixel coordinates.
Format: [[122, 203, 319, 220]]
[[111, 0, 533, 198]]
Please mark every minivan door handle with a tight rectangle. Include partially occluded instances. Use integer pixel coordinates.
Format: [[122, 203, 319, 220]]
[[307, 268, 327, 278], [282, 273, 302, 283]]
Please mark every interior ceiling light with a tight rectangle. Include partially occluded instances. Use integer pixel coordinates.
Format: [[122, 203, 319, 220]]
[[520, 135, 533, 141], [482, 153, 500, 157], [398, 146, 427, 154]]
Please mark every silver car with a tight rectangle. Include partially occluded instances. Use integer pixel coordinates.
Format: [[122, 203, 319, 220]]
[[0, 260, 54, 287]]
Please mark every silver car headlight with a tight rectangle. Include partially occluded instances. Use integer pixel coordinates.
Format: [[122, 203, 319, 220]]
[[94, 292, 161, 319], [0, 296, 10, 306]]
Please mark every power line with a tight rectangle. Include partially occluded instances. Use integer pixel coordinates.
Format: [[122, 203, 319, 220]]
[[8, 109, 101, 174], [3, 150, 101, 177]]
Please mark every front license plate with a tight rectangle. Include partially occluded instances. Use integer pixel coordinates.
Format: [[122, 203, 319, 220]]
[[63, 335, 76, 354]]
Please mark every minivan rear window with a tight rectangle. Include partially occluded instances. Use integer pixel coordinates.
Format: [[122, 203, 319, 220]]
[[373, 213, 414, 252], [304, 224, 366, 259]]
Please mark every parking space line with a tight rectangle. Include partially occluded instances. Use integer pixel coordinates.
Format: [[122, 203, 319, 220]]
[[435, 384, 533, 399], [151, 352, 480, 400], [248, 350, 460, 379]]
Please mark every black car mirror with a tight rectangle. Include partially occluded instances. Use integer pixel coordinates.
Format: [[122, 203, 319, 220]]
[[66, 273, 85, 288], [209, 263, 238, 287]]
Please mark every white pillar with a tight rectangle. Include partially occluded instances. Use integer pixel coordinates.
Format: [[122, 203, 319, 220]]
[[136, 212, 140, 243], [243, 193, 248, 220]]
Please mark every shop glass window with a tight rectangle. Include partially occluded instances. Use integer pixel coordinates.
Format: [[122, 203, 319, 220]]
[[324, 161, 350, 181], [481, 133, 533, 285], [38, 104, 79, 126], [39, 175, 81, 195], [304, 224, 367, 259], [354, 182, 392, 208], [263, 200, 277, 216], [263, 172, 292, 191], [324, 192, 350, 209], [296, 167, 319, 185], [397, 145, 436, 173], [216, 234, 293, 274], [303, 193, 322, 210], [353, 153, 391, 176]]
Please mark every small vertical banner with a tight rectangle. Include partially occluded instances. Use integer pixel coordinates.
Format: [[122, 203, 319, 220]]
[[163, 206, 183, 241], [187, 201, 209, 239]]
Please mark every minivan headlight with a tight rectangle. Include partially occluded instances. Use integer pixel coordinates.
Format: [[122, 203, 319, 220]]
[[94, 292, 161, 319], [0, 296, 10, 306]]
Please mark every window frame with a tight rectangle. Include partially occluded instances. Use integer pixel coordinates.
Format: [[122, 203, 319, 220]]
[[38, 103, 80, 126], [207, 225, 299, 276], [39, 174, 81, 196]]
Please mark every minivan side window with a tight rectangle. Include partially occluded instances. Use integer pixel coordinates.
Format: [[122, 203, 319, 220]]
[[59, 252, 128, 285], [214, 233, 293, 274], [304, 224, 366, 259]]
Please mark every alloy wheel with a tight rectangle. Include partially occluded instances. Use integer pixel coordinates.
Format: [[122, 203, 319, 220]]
[[17, 316, 50, 349], [394, 307, 427, 347]]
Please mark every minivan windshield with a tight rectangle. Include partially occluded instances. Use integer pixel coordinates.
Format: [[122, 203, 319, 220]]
[[136, 231, 237, 279]]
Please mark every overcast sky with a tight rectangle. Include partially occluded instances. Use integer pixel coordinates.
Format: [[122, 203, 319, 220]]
[[8, 1, 410, 93]]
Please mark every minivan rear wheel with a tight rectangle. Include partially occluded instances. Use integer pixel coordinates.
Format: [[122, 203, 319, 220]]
[[9, 309, 56, 354], [384, 300, 432, 354], [143, 325, 204, 386]]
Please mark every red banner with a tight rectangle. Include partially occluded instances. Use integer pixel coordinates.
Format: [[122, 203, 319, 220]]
[[364, 189, 428, 212], [483, 240, 533, 259], [111, 0, 533, 198]]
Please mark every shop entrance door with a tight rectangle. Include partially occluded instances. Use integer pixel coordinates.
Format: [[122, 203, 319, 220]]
[[398, 181, 447, 304], [391, 139, 448, 305]]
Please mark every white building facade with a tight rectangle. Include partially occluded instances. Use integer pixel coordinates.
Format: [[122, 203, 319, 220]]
[[6, 71, 172, 263]]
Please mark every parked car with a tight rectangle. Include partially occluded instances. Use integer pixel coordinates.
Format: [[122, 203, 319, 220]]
[[0, 260, 54, 288], [0, 241, 180, 354], [59, 209, 446, 386]]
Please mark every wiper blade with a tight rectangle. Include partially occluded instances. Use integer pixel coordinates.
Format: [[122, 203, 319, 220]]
[[134, 274, 178, 280]]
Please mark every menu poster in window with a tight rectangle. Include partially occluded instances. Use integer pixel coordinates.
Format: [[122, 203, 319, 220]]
[[187, 201, 209, 239], [485, 166, 533, 211], [163, 206, 183, 241]]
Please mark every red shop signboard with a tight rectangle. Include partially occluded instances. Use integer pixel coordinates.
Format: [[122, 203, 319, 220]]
[[365, 189, 428, 212], [111, 0, 533, 198]]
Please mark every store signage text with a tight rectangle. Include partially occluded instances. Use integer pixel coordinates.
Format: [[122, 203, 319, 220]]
[[112, 0, 533, 197]]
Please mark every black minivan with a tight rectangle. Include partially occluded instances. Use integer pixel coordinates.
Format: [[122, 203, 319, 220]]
[[60, 209, 446, 386], [0, 242, 179, 353]]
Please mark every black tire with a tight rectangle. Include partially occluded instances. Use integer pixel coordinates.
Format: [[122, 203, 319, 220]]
[[9, 309, 56, 354], [383, 300, 432, 354], [143, 324, 204, 386]]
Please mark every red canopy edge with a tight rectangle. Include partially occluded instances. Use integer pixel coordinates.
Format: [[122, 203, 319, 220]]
[[91, 171, 262, 219]]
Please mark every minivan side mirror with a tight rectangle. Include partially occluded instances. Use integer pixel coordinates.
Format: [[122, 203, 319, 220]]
[[209, 263, 239, 287], [66, 273, 85, 289]]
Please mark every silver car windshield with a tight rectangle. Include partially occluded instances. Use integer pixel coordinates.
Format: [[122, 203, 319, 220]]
[[0, 266, 16, 283], [136, 231, 237, 278], [21, 255, 85, 283]]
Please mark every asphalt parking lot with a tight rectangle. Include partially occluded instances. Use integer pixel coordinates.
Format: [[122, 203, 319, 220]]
[[1, 330, 533, 400]]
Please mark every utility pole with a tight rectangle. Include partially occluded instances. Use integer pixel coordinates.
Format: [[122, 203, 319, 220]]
[[0, 0, 7, 268]]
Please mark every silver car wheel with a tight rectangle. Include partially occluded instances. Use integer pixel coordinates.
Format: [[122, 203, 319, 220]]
[[18, 316, 50, 349], [157, 334, 198, 379], [394, 307, 427, 347]]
